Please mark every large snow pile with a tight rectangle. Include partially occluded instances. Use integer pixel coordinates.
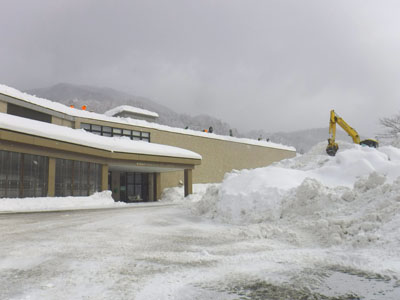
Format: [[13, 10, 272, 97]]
[[192, 141, 400, 249]]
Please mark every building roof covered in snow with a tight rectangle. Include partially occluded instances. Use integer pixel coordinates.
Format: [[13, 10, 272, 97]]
[[104, 105, 159, 119], [0, 113, 201, 160], [0, 84, 295, 152]]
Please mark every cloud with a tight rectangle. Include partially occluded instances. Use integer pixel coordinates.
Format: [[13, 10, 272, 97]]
[[0, 0, 399, 135]]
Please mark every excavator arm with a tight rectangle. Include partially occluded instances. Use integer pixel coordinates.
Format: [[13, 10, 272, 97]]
[[326, 110, 378, 156]]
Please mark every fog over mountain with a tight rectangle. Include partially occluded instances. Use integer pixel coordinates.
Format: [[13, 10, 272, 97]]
[[246, 128, 349, 154], [27, 83, 350, 152], [28, 83, 239, 137]]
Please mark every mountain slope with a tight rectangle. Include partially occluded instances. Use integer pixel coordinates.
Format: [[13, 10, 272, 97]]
[[27, 83, 350, 152], [27, 83, 238, 136]]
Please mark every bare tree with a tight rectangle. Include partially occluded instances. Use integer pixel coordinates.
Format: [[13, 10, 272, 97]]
[[379, 112, 400, 139]]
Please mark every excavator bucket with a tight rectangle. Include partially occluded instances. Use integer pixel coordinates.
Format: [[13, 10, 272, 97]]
[[326, 146, 338, 156], [326, 144, 338, 156]]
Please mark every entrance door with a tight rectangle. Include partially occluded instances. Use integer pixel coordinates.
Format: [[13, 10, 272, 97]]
[[119, 172, 149, 202]]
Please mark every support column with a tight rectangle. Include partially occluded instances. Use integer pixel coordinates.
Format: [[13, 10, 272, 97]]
[[0, 101, 7, 113], [74, 119, 81, 129], [101, 164, 109, 191], [155, 173, 161, 200], [184, 169, 193, 197], [48, 158, 56, 197]]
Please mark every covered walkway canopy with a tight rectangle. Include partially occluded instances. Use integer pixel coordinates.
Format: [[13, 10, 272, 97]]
[[0, 113, 201, 200]]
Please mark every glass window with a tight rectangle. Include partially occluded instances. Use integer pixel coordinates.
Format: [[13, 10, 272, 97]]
[[0, 151, 9, 198], [102, 126, 112, 133], [81, 123, 91, 131], [55, 159, 64, 196], [22, 154, 32, 197], [55, 159, 73, 197], [81, 162, 89, 196], [89, 163, 101, 195], [0, 150, 48, 198], [142, 132, 150, 142], [65, 160, 73, 196], [132, 131, 141, 137], [134, 185, 142, 200], [90, 125, 102, 136], [22, 154, 48, 197], [123, 129, 131, 137], [36, 155, 48, 197], [8, 152, 20, 198], [95, 164, 101, 192], [56, 158, 101, 196], [113, 128, 122, 136], [72, 161, 81, 196], [135, 173, 142, 184], [92, 125, 101, 132], [102, 126, 112, 137], [120, 172, 126, 202]]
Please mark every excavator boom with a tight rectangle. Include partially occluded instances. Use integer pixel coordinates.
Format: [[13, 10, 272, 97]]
[[326, 110, 378, 156]]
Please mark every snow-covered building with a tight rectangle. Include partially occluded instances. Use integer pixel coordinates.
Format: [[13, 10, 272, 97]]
[[0, 85, 296, 202], [104, 105, 159, 123]]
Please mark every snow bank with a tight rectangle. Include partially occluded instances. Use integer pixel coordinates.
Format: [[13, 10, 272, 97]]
[[192, 142, 400, 249], [0, 191, 126, 213]]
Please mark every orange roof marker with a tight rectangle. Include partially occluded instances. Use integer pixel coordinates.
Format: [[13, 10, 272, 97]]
[[81, 105, 87, 110]]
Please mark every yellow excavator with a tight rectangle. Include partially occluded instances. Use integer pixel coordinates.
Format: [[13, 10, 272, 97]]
[[326, 110, 379, 156]]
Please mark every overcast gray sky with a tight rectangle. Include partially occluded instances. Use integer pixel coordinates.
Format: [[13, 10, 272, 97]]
[[1, 0, 399, 136]]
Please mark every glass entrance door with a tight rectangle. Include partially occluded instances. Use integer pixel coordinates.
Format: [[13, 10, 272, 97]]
[[120, 172, 148, 202]]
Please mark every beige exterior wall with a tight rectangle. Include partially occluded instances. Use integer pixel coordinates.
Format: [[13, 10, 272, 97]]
[[74, 116, 295, 192], [101, 164, 109, 191], [151, 129, 295, 191], [52, 116, 74, 128], [155, 131, 296, 189], [0, 100, 7, 113]]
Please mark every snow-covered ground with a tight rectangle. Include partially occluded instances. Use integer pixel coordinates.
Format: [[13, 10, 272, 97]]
[[1, 141, 400, 299]]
